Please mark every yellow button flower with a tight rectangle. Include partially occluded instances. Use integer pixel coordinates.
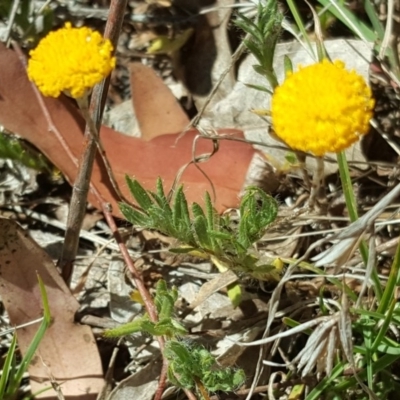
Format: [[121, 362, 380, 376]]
[[271, 59, 374, 156], [27, 22, 116, 99]]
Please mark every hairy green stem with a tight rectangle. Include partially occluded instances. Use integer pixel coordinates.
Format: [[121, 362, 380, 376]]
[[336, 151, 382, 300]]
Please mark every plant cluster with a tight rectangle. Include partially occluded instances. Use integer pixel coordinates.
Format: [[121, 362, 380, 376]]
[[105, 279, 245, 399], [104, 279, 186, 339], [165, 341, 245, 393], [120, 176, 279, 280], [3, 0, 400, 398], [235, 0, 282, 91]]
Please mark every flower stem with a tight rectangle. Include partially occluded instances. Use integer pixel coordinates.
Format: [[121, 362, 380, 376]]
[[309, 156, 326, 210], [58, 1, 127, 283], [336, 151, 382, 299]]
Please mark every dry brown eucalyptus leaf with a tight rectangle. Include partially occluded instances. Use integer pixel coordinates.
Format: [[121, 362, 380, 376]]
[[0, 43, 258, 216], [0, 218, 103, 398]]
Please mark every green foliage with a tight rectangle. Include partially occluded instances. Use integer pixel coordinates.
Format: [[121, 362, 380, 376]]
[[314, 0, 400, 78], [104, 280, 245, 398], [0, 275, 51, 399], [0, 131, 51, 172], [104, 279, 186, 339], [120, 178, 194, 243], [120, 177, 279, 281], [235, 0, 283, 90], [0, 0, 54, 45], [165, 341, 245, 394]]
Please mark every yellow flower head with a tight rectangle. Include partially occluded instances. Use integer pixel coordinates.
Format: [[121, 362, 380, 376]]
[[27, 22, 116, 99], [271, 59, 374, 156]]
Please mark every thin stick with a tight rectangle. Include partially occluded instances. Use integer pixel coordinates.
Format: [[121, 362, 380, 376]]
[[78, 98, 135, 207], [59, 0, 127, 282]]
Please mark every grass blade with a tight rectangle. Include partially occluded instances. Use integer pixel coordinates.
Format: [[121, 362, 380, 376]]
[[0, 334, 17, 397], [9, 274, 51, 392], [316, 0, 376, 42]]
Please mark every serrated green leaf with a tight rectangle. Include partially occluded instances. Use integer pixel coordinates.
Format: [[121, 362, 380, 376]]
[[205, 192, 216, 230], [150, 178, 172, 215], [170, 319, 188, 335], [125, 176, 154, 211], [165, 341, 192, 365], [193, 215, 211, 249], [172, 186, 191, 231], [208, 230, 233, 241], [158, 294, 175, 321], [205, 192, 220, 249], [154, 319, 176, 336], [192, 202, 206, 219], [103, 318, 145, 337], [238, 187, 278, 247], [119, 203, 149, 226]]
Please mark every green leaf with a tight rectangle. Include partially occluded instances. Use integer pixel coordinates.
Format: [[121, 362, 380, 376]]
[[236, 0, 283, 90], [119, 203, 149, 226], [377, 336, 400, 355], [0, 334, 17, 397], [286, 0, 315, 57], [9, 274, 51, 392], [172, 186, 191, 232], [150, 178, 172, 215], [205, 192, 220, 250], [226, 282, 242, 308], [158, 292, 176, 320], [165, 340, 245, 394], [244, 83, 272, 94], [0, 131, 51, 172], [170, 319, 188, 335], [283, 55, 293, 76], [208, 230, 233, 241], [154, 319, 178, 336], [192, 202, 206, 219], [104, 318, 146, 337], [252, 64, 268, 77], [125, 176, 154, 211], [238, 187, 278, 247], [316, 0, 376, 42], [193, 215, 212, 249], [363, 0, 384, 38], [165, 341, 192, 365], [205, 192, 217, 231]]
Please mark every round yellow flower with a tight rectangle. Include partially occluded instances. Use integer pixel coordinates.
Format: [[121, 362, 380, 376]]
[[27, 22, 116, 99], [271, 59, 374, 156]]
